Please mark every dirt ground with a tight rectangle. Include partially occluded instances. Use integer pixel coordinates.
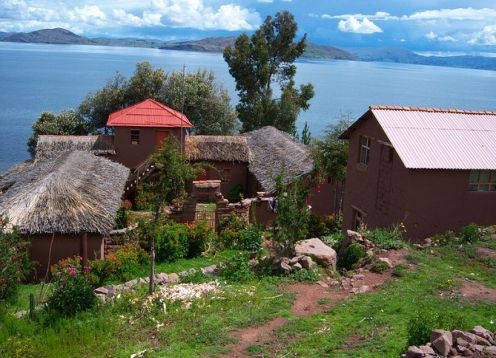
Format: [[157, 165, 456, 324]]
[[221, 249, 410, 357]]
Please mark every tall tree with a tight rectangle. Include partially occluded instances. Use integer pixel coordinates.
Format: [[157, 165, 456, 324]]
[[27, 111, 90, 157], [300, 122, 311, 145], [146, 136, 199, 294], [224, 11, 314, 134]]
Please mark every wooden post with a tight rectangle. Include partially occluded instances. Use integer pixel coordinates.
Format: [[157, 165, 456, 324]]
[[80, 232, 88, 267]]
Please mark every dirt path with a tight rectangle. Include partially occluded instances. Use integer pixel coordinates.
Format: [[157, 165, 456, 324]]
[[221, 249, 409, 357]]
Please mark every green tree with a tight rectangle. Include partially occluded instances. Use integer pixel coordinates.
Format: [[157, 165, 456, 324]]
[[224, 11, 314, 134], [300, 122, 311, 145], [146, 136, 199, 294], [313, 112, 352, 181], [27, 110, 90, 157]]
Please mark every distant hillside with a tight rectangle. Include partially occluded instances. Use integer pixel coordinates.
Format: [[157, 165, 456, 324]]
[[1, 28, 90, 44], [161, 37, 355, 60], [350, 47, 496, 71]]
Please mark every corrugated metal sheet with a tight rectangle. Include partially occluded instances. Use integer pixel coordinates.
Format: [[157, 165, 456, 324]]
[[107, 98, 193, 128], [371, 107, 496, 170]]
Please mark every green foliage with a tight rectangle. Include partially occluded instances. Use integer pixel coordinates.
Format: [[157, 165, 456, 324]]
[[218, 214, 262, 252], [135, 184, 156, 211], [288, 268, 320, 282], [459, 223, 481, 243], [218, 253, 254, 282], [79, 62, 237, 134], [0, 224, 32, 301], [312, 113, 352, 180], [338, 243, 366, 271], [367, 227, 406, 250], [306, 213, 342, 239], [300, 122, 311, 145], [371, 260, 390, 273], [407, 306, 466, 347], [114, 207, 129, 229], [224, 11, 314, 134], [392, 264, 409, 277], [227, 183, 245, 203], [27, 110, 90, 157], [47, 257, 97, 316], [155, 223, 190, 262], [320, 232, 344, 251], [273, 176, 311, 255], [91, 244, 149, 284], [188, 221, 216, 258]]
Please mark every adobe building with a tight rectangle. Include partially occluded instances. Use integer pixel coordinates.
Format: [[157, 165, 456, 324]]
[[107, 98, 193, 169], [340, 106, 496, 241]]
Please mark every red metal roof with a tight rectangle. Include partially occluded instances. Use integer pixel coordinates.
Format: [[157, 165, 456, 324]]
[[106, 99, 193, 128]]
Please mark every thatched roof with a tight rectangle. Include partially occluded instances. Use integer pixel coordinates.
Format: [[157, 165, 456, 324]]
[[0, 151, 129, 235], [185, 135, 251, 162], [36, 135, 115, 160], [244, 126, 313, 193]]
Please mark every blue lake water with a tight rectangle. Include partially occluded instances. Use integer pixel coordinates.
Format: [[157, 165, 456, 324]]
[[1, 42, 496, 173]]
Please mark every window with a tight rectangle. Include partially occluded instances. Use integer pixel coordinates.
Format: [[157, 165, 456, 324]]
[[469, 170, 496, 192], [359, 136, 371, 165], [352, 208, 366, 231], [221, 168, 232, 182], [130, 129, 140, 145]]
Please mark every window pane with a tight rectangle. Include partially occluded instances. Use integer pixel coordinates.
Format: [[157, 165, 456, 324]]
[[468, 184, 478, 192], [490, 184, 496, 192], [491, 171, 496, 184], [479, 171, 490, 183], [479, 184, 490, 192], [469, 170, 479, 184]]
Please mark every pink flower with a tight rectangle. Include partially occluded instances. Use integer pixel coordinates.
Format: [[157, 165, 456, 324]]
[[83, 265, 92, 272], [68, 267, 77, 277]]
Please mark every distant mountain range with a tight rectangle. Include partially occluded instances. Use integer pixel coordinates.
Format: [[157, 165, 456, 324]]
[[1, 28, 495, 71]]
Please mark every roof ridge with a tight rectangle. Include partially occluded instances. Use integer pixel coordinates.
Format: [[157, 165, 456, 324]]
[[370, 105, 496, 116]]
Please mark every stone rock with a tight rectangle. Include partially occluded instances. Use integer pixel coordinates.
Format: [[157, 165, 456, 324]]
[[299, 255, 315, 269], [201, 265, 218, 276], [295, 238, 337, 269], [456, 337, 470, 348], [431, 330, 453, 357], [317, 281, 329, 288], [405, 346, 424, 358], [352, 285, 371, 294], [378, 257, 393, 268], [280, 261, 292, 272], [95, 293, 106, 303], [472, 326, 495, 342], [292, 262, 303, 270], [154, 274, 168, 285], [167, 273, 180, 284], [474, 335, 491, 346], [453, 330, 477, 344], [290, 256, 302, 265], [125, 278, 139, 288], [95, 286, 109, 295], [419, 345, 436, 355]]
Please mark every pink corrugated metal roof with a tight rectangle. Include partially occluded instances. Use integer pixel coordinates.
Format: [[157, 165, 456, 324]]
[[107, 98, 193, 128], [370, 106, 496, 170]]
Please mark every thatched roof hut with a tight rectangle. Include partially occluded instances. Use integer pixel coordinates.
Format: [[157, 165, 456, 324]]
[[244, 126, 313, 193], [185, 135, 251, 162], [36, 135, 115, 160], [0, 151, 129, 235]]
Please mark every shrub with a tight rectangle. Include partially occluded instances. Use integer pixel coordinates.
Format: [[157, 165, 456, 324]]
[[218, 253, 254, 282], [0, 224, 33, 300], [47, 257, 97, 316], [371, 260, 390, 273], [219, 214, 248, 244], [237, 225, 263, 252], [459, 223, 481, 243], [307, 213, 343, 238], [115, 207, 129, 229], [367, 227, 405, 250], [288, 268, 320, 282], [218, 214, 262, 252], [321, 232, 344, 251], [155, 223, 190, 262], [227, 184, 244, 203], [407, 305, 466, 347], [188, 221, 216, 258], [135, 184, 156, 211], [91, 244, 149, 283], [392, 264, 408, 277], [338, 243, 366, 271]]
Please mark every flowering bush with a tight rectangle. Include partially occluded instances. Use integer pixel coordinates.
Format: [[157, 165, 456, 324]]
[[307, 213, 343, 239], [47, 256, 97, 316], [187, 221, 216, 258], [155, 223, 190, 262], [218, 214, 262, 252], [91, 244, 149, 284], [0, 223, 33, 300]]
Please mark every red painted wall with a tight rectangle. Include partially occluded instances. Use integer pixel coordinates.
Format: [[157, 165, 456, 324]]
[[196, 161, 249, 200], [112, 127, 186, 169], [28, 234, 104, 280], [342, 113, 496, 241]]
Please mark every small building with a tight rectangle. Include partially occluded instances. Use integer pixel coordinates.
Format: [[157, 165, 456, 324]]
[[107, 98, 193, 169], [340, 106, 496, 240], [0, 151, 129, 278]]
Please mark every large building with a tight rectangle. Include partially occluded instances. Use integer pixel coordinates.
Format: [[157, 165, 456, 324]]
[[340, 106, 496, 241]]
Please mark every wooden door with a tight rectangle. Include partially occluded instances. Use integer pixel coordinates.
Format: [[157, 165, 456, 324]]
[[155, 130, 169, 149]]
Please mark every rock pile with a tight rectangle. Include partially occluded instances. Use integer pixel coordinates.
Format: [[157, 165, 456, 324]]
[[294, 238, 337, 269], [403, 326, 496, 358], [270, 255, 316, 273], [94, 264, 218, 301]]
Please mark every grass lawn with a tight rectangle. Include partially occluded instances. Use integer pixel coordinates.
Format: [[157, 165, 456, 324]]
[[1, 242, 495, 357]]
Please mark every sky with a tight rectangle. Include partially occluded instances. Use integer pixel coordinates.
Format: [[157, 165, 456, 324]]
[[1, 0, 496, 53]]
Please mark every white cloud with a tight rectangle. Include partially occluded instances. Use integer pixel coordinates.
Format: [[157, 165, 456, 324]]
[[406, 8, 496, 21], [425, 31, 458, 42], [323, 11, 396, 21], [469, 25, 496, 45], [337, 16, 382, 34], [0, 0, 261, 32]]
